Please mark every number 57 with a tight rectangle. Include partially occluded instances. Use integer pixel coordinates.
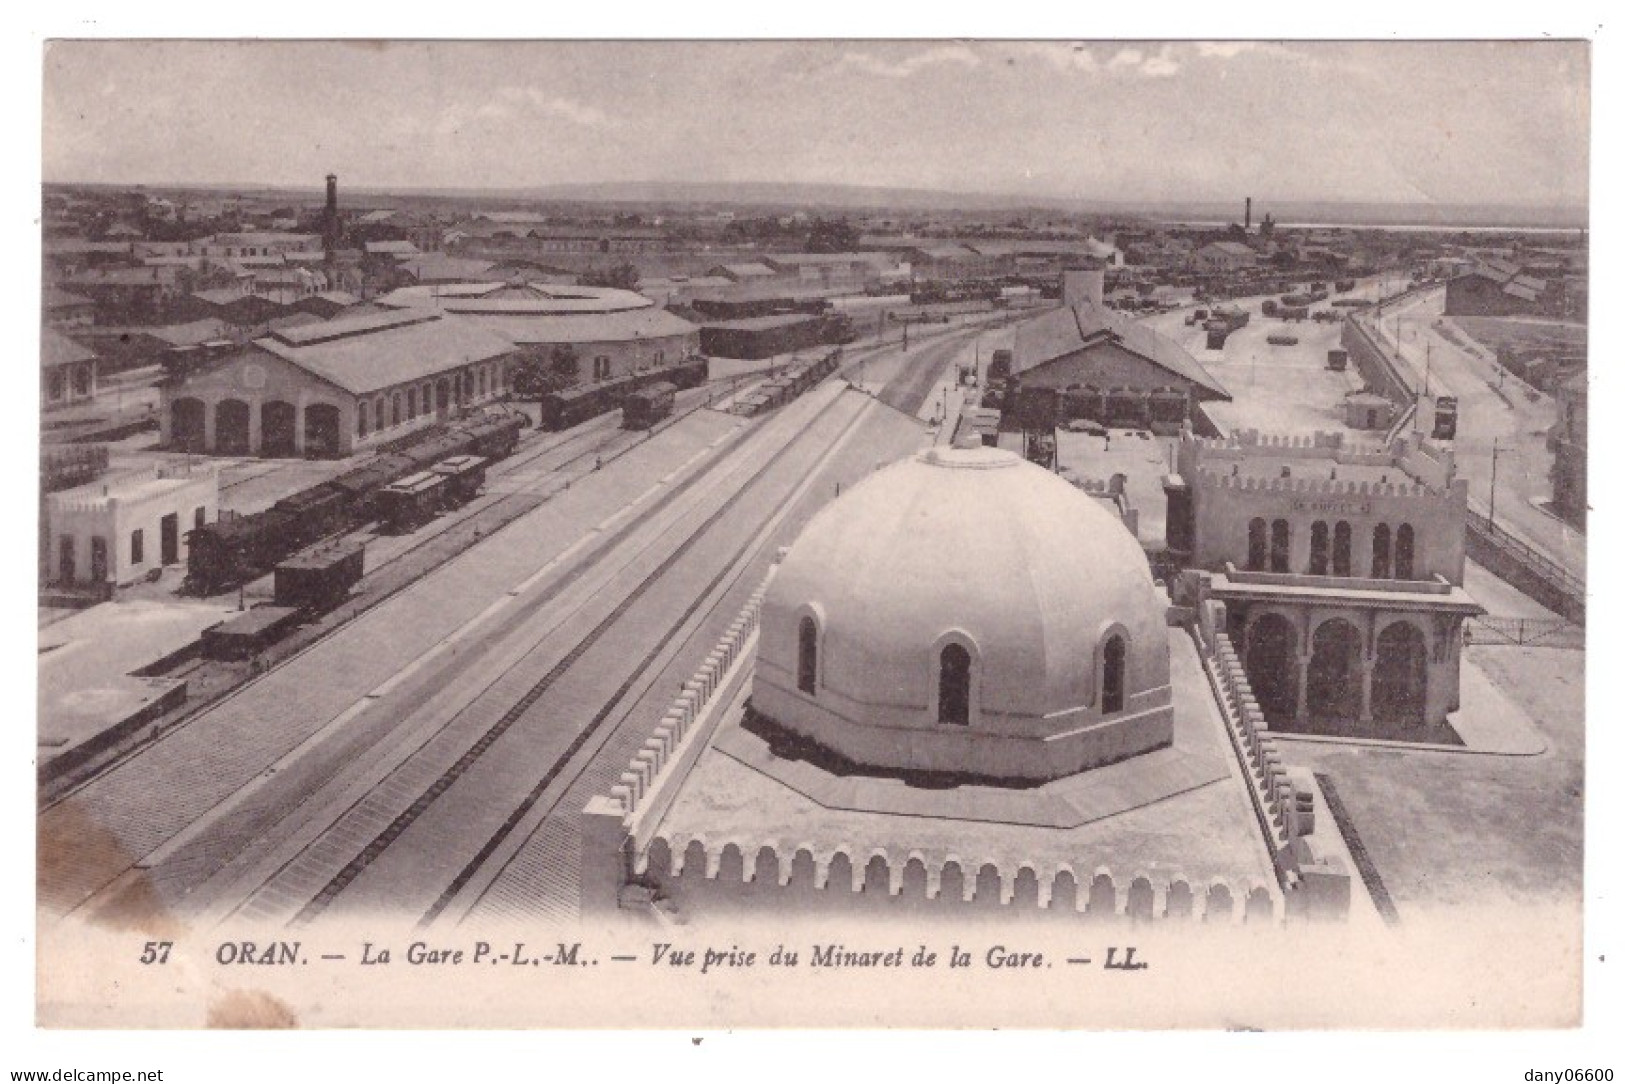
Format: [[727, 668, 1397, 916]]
[[139, 941, 173, 964]]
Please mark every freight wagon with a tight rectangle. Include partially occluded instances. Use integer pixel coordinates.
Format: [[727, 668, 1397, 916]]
[[185, 410, 525, 594]]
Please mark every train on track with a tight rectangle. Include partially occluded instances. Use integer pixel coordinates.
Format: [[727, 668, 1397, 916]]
[[622, 382, 677, 430], [538, 355, 709, 431], [730, 348, 844, 418], [185, 409, 526, 595]]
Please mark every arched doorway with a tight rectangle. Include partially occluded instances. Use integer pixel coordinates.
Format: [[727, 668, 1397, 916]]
[[215, 399, 251, 455], [89, 536, 108, 582], [1372, 523, 1391, 578], [1333, 521, 1353, 576], [304, 403, 341, 458], [1245, 613, 1297, 724], [1247, 518, 1267, 570], [171, 397, 206, 451], [1269, 519, 1290, 572], [1395, 524, 1416, 580], [1307, 618, 1361, 720], [261, 400, 297, 457], [1373, 621, 1427, 726], [1309, 521, 1330, 575]]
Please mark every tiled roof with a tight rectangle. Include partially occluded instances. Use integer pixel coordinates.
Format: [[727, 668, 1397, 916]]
[[1012, 302, 1230, 400], [41, 328, 95, 370], [464, 307, 699, 346], [254, 309, 514, 396]]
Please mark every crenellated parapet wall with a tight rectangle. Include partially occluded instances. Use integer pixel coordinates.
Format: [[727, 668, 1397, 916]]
[[630, 836, 1283, 925], [1187, 601, 1351, 922], [1171, 427, 1468, 583]]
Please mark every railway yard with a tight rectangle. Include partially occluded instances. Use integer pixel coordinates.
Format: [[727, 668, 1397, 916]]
[[39, 316, 1003, 932]]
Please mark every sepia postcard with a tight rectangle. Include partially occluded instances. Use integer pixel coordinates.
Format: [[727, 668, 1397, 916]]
[[17, 29, 1614, 1071]]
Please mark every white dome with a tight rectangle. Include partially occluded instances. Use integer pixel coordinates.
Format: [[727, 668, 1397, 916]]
[[754, 446, 1173, 782]]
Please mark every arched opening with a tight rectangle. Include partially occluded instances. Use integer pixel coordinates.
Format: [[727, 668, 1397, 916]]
[[261, 400, 297, 457], [1395, 523, 1416, 580], [797, 616, 818, 696], [392, 393, 402, 427], [1270, 519, 1290, 572], [89, 536, 108, 582], [436, 378, 451, 417], [1333, 521, 1352, 576], [1309, 521, 1330, 575], [478, 367, 488, 399], [1247, 518, 1267, 571], [1245, 613, 1298, 724], [407, 387, 418, 420], [938, 643, 971, 726], [1371, 523, 1392, 579], [1102, 635, 1126, 714], [304, 403, 341, 458], [1307, 619, 1362, 720], [215, 399, 251, 455], [1373, 621, 1427, 726], [171, 397, 205, 451], [57, 536, 75, 584]]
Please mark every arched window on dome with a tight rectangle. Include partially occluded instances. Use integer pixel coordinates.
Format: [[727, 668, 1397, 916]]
[[1102, 635, 1126, 715], [797, 616, 818, 696], [938, 644, 971, 726]]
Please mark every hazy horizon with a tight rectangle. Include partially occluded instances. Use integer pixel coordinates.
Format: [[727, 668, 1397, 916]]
[[42, 41, 1590, 211]]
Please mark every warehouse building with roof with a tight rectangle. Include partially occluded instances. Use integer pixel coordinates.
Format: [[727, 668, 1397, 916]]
[[376, 281, 700, 383], [159, 308, 516, 457], [1005, 269, 1230, 428]]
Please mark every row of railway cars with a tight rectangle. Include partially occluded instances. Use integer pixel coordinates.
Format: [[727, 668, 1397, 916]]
[[539, 356, 709, 431], [730, 348, 844, 418], [186, 409, 526, 594]]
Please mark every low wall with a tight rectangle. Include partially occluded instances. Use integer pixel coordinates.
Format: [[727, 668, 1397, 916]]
[[633, 837, 1281, 926]]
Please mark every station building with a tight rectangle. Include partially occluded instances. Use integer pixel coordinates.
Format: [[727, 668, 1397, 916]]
[[45, 461, 218, 589], [41, 328, 98, 410], [375, 282, 700, 383], [159, 308, 516, 457], [1163, 429, 1482, 733], [581, 443, 1354, 928], [1005, 268, 1230, 427]]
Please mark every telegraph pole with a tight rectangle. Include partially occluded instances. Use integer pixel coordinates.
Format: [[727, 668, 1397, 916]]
[[1489, 438, 1501, 526]]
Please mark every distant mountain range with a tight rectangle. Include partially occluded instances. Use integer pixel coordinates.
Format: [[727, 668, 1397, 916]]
[[49, 178, 1588, 230]]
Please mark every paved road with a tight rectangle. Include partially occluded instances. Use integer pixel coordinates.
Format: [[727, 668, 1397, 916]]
[[1371, 288, 1583, 579]]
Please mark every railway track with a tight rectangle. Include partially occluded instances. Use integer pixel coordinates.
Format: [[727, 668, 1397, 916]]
[[43, 328, 986, 928], [48, 378, 847, 926], [192, 387, 867, 929]]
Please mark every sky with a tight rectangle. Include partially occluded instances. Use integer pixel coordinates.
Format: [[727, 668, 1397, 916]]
[[41, 39, 1591, 211]]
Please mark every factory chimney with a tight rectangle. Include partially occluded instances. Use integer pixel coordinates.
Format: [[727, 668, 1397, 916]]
[[1062, 261, 1106, 311], [323, 173, 341, 259], [1245, 197, 1253, 232]]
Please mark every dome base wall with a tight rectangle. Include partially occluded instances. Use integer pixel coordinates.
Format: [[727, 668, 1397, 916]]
[[753, 675, 1174, 783]]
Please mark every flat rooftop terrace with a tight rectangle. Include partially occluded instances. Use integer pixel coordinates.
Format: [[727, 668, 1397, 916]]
[[651, 629, 1280, 893]]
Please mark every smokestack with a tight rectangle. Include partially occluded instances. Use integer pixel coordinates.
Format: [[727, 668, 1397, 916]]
[[323, 173, 340, 260], [1062, 263, 1105, 311], [1245, 197, 1253, 232]]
